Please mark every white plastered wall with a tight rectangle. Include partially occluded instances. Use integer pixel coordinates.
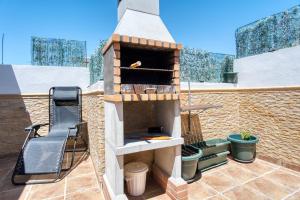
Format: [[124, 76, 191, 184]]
[[0, 64, 90, 94], [234, 45, 300, 88]]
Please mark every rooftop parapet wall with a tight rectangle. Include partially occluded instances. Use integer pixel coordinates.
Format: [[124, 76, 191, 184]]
[[1, 87, 299, 174], [236, 5, 300, 58], [234, 44, 300, 88], [0, 65, 90, 94]]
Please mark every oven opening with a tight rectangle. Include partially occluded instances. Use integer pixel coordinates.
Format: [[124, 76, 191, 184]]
[[120, 45, 175, 85]]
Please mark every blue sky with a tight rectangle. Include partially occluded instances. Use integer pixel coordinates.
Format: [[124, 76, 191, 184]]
[[0, 0, 299, 64]]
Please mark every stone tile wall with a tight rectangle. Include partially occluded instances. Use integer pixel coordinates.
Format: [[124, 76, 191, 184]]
[[83, 92, 105, 181], [0, 95, 48, 157], [180, 87, 300, 170], [238, 88, 300, 170], [180, 91, 240, 142], [0, 87, 299, 175]]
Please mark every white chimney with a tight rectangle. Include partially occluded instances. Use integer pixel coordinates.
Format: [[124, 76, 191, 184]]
[[118, 0, 160, 20], [114, 0, 175, 43]]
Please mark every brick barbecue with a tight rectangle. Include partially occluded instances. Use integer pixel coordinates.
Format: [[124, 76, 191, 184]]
[[102, 34, 182, 101], [102, 1, 187, 199]]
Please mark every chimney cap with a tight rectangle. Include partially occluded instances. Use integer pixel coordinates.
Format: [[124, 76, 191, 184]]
[[118, 0, 159, 21]]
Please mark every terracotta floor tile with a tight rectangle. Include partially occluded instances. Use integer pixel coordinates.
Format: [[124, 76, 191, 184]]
[[280, 167, 300, 177], [264, 169, 300, 191], [61, 154, 70, 169], [220, 164, 257, 184], [227, 158, 249, 167], [201, 171, 237, 192], [223, 185, 270, 200], [285, 191, 300, 200], [68, 161, 95, 178], [257, 159, 281, 169], [245, 177, 292, 200], [127, 178, 167, 200], [142, 179, 163, 196], [0, 157, 17, 170], [0, 169, 10, 182], [202, 162, 231, 175], [147, 193, 171, 200], [64, 152, 89, 163], [0, 155, 100, 200], [207, 194, 231, 200], [0, 170, 27, 193], [66, 174, 98, 194], [127, 196, 145, 200], [73, 152, 89, 161], [145, 193, 169, 200], [66, 187, 103, 200], [4, 154, 297, 200], [142, 189, 164, 199], [188, 181, 217, 200], [46, 195, 65, 200], [236, 160, 275, 175], [0, 187, 30, 200], [28, 179, 65, 200]]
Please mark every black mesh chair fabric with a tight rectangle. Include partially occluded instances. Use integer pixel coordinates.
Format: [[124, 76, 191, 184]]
[[53, 87, 78, 101], [21, 137, 67, 174], [49, 87, 81, 137], [13, 87, 82, 182], [49, 125, 78, 137]]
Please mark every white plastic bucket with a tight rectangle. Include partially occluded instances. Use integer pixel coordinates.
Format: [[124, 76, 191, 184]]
[[124, 162, 149, 196]]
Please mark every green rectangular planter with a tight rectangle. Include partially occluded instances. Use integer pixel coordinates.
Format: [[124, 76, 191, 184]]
[[190, 138, 230, 157], [198, 151, 230, 172]]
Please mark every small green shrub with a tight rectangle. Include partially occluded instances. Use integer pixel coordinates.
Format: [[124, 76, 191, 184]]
[[241, 131, 251, 140]]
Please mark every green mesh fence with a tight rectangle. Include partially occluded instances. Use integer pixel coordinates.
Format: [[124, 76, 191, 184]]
[[88, 41, 234, 84], [89, 40, 106, 84], [180, 47, 234, 82], [31, 36, 87, 67], [236, 5, 300, 58]]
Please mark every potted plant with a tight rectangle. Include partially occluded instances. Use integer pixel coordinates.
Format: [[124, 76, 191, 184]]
[[227, 131, 259, 163]]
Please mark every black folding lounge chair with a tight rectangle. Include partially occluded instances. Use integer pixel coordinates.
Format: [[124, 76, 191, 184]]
[[12, 87, 87, 185]]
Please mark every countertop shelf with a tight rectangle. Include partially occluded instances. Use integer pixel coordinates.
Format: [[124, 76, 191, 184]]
[[181, 104, 223, 112], [112, 136, 184, 155], [120, 67, 174, 72]]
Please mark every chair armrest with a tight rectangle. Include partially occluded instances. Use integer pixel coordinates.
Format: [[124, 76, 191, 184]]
[[68, 122, 87, 129], [68, 122, 87, 137], [25, 123, 49, 132]]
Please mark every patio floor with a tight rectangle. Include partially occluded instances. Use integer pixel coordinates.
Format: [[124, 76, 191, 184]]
[[0, 153, 299, 200], [188, 158, 300, 200], [0, 152, 104, 200]]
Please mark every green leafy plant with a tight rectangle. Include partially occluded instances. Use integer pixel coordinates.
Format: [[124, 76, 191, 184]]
[[240, 131, 251, 140]]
